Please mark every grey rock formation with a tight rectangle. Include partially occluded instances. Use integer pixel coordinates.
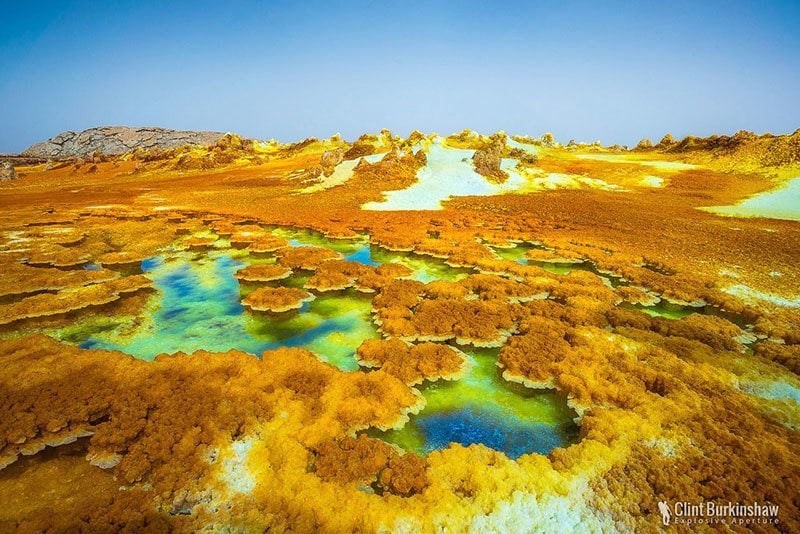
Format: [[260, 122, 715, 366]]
[[22, 126, 227, 160], [0, 154, 45, 166], [0, 162, 17, 181], [319, 148, 344, 176], [472, 133, 508, 182]]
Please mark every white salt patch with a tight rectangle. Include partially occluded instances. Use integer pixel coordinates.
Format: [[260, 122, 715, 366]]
[[644, 160, 698, 171], [524, 172, 621, 191], [4, 231, 30, 245], [362, 138, 636, 210], [299, 153, 385, 193], [152, 206, 185, 211], [507, 137, 539, 155], [221, 438, 256, 494], [740, 381, 800, 403], [469, 484, 616, 532], [640, 175, 664, 187], [723, 284, 800, 308], [576, 153, 697, 170], [363, 140, 524, 211], [704, 177, 800, 222], [643, 437, 679, 457]]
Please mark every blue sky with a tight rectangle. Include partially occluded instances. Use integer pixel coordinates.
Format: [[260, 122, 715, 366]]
[[1, 0, 799, 152]]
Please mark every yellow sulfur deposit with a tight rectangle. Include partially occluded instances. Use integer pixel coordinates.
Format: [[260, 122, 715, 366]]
[[0, 128, 798, 531]]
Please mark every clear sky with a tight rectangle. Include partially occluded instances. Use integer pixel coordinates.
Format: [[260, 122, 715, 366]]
[[1, 0, 799, 152]]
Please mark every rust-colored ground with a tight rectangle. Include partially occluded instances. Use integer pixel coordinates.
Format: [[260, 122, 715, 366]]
[[0, 130, 798, 531]]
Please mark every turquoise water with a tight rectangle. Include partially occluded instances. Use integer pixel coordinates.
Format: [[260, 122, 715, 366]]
[[271, 226, 372, 256], [51, 227, 580, 459], [68, 250, 377, 369], [400, 406, 573, 459], [370, 348, 579, 459], [272, 225, 472, 281], [344, 246, 380, 267], [492, 244, 581, 276], [633, 301, 696, 320], [491, 244, 629, 286], [631, 300, 752, 327], [370, 247, 473, 283], [57, 230, 473, 365]]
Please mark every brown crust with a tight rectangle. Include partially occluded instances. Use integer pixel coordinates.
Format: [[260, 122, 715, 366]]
[[241, 286, 315, 313]]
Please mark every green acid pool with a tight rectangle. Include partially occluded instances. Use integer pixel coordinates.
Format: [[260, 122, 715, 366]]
[[59, 249, 377, 369], [47, 226, 580, 459], [369, 348, 579, 459]]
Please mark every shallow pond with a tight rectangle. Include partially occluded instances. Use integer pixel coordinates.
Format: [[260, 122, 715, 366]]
[[633, 302, 695, 320], [60, 250, 378, 369], [370, 348, 579, 459], [48, 227, 579, 459], [53, 229, 475, 364], [270, 226, 373, 259], [272, 225, 473, 282], [491, 243, 623, 281]]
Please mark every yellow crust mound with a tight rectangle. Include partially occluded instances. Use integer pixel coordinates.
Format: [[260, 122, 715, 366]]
[[241, 287, 315, 313]]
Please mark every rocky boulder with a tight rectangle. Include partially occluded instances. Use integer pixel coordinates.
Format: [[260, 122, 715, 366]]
[[343, 142, 376, 161], [0, 162, 17, 181], [655, 134, 677, 150], [320, 148, 344, 176], [472, 133, 509, 183], [539, 133, 558, 148], [22, 126, 228, 160]]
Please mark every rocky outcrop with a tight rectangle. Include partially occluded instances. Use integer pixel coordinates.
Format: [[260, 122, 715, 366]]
[[320, 148, 344, 176], [343, 142, 376, 161], [0, 162, 17, 181], [655, 134, 676, 150], [472, 133, 508, 183], [539, 133, 557, 148], [300, 148, 345, 182], [0, 154, 46, 166], [22, 126, 227, 160], [647, 129, 800, 167]]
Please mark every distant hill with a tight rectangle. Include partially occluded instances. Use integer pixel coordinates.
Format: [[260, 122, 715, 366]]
[[22, 126, 227, 160]]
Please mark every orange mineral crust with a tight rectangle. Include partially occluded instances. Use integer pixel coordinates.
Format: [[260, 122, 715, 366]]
[[234, 263, 292, 282], [0, 128, 798, 530], [0, 275, 153, 326], [276, 246, 341, 270], [356, 338, 468, 385], [241, 286, 315, 313]]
